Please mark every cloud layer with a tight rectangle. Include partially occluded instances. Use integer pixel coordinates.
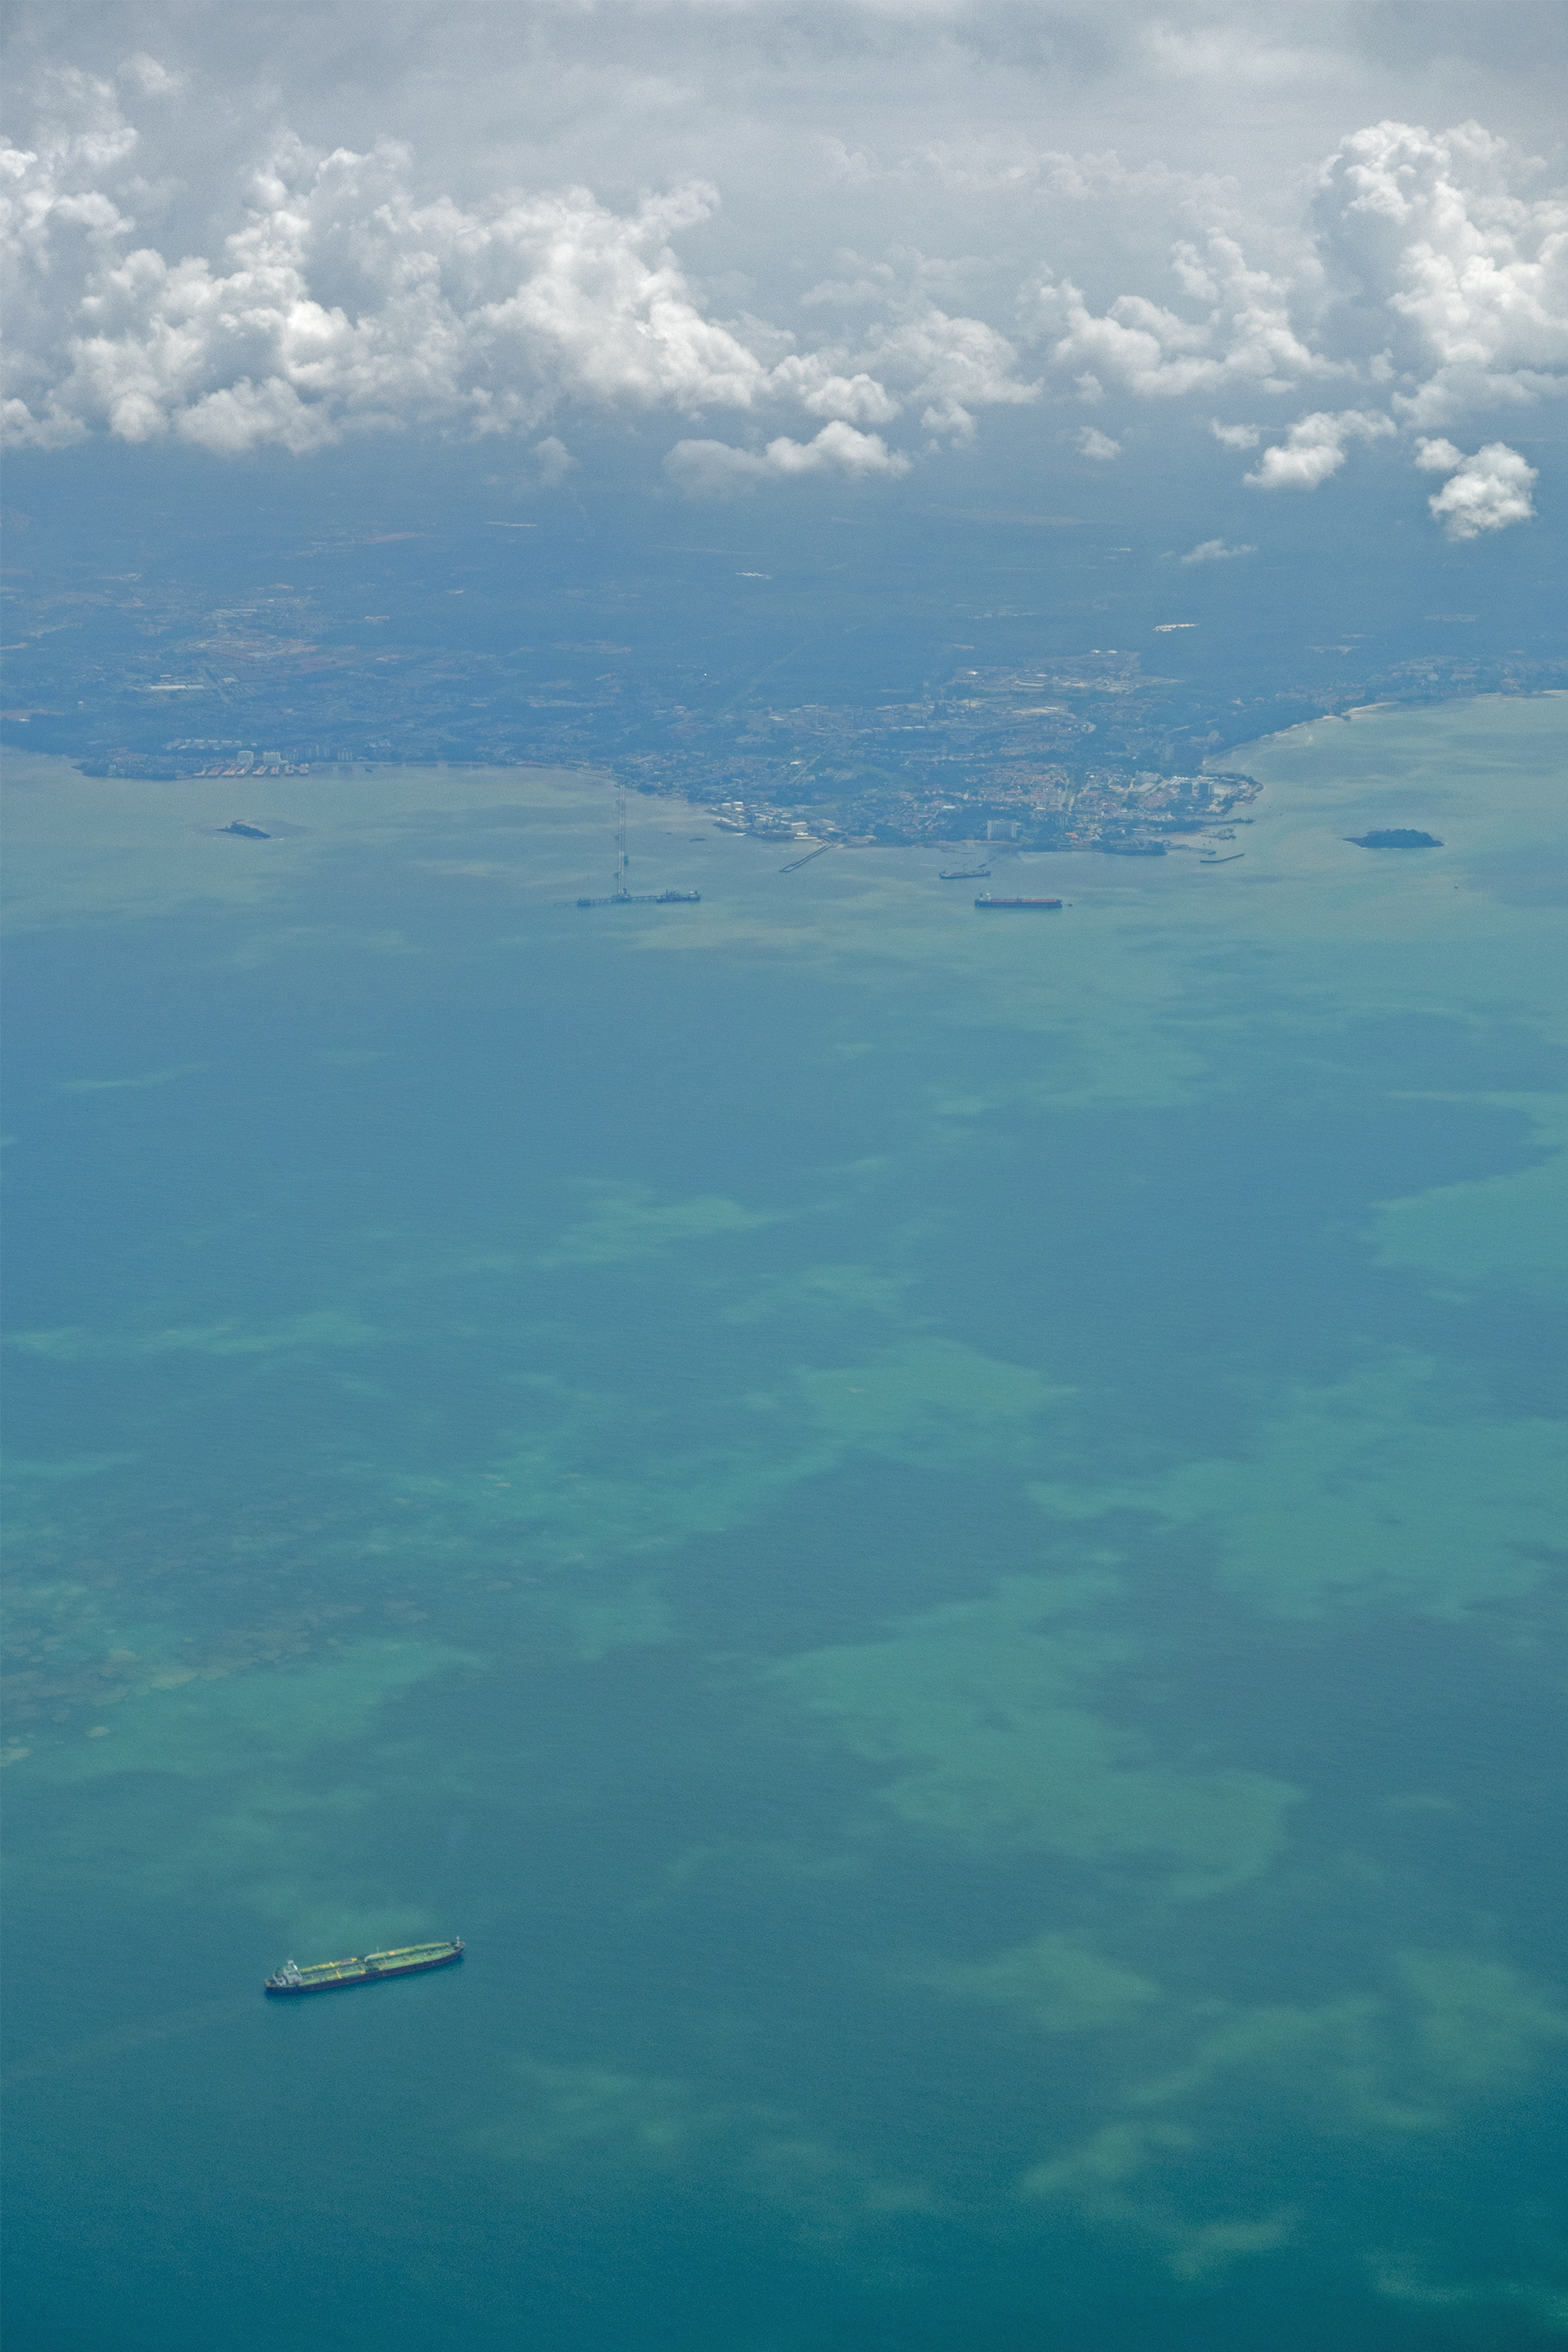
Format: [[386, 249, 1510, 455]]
[[0, 74, 1035, 469], [1, 59, 1561, 527]]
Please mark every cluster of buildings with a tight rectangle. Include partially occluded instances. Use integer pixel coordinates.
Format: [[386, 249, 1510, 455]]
[[9, 561, 1561, 839], [615, 662, 1262, 852]]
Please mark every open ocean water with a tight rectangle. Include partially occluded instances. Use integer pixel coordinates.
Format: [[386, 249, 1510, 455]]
[[3, 693, 1566, 2348]]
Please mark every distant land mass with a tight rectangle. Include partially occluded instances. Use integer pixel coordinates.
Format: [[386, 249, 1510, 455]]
[[13, 608, 1557, 858], [2, 477, 1562, 860]]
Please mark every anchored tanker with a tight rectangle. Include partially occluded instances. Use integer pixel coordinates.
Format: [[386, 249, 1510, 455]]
[[577, 890, 700, 906], [974, 895, 1063, 910], [264, 1939, 464, 1995]]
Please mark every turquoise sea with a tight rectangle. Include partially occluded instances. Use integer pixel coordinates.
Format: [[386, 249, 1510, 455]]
[[3, 694, 1566, 2347]]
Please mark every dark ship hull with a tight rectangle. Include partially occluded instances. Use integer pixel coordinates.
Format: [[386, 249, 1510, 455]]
[[264, 1940, 464, 1994]]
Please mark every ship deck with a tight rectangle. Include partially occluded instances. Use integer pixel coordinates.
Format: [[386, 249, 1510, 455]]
[[266, 1940, 463, 1991]]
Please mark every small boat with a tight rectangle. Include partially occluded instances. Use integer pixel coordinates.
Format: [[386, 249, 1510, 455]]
[[264, 1939, 464, 1994], [975, 895, 1063, 909]]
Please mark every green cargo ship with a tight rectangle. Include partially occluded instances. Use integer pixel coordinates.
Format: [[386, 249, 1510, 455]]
[[264, 1939, 464, 1995]]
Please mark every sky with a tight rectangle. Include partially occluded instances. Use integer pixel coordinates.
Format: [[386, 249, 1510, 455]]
[[3, 0, 1565, 535]]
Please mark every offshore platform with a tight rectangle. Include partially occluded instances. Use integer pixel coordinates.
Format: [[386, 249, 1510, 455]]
[[577, 796, 701, 907]]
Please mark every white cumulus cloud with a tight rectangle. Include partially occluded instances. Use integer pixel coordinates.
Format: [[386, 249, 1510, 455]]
[[1, 117, 773, 450], [1414, 437, 1466, 472], [1313, 119, 1568, 429], [1, 64, 1562, 538], [1025, 119, 1567, 438], [531, 434, 577, 488], [119, 53, 185, 97], [1024, 233, 1332, 401], [663, 421, 912, 495], [770, 358, 902, 424], [1013, 118, 1563, 529], [1415, 437, 1538, 538], [0, 79, 1036, 467], [1243, 408, 1396, 489]]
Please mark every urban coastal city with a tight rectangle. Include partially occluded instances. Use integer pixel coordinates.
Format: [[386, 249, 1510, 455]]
[[4, 536, 1558, 858]]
